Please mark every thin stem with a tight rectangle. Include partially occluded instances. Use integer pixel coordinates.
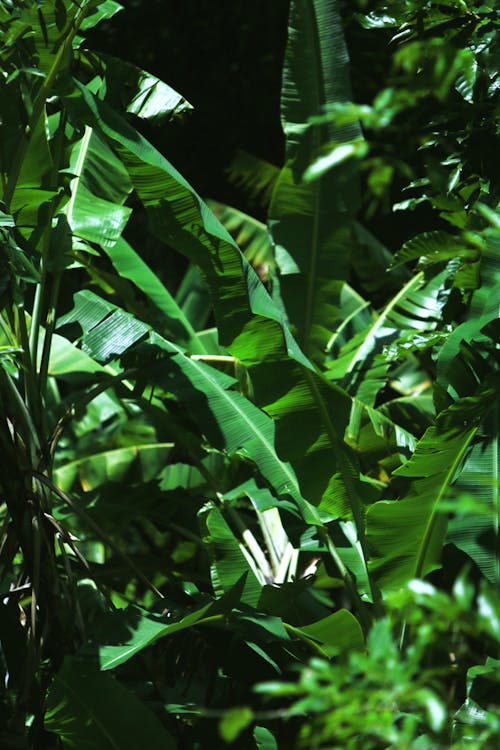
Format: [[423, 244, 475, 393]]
[[32, 110, 69, 414], [0, 368, 41, 455], [17, 306, 42, 433], [38, 270, 62, 398]]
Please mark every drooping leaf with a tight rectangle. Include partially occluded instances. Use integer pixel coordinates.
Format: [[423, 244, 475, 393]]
[[296, 608, 364, 654], [367, 384, 498, 590], [57, 289, 149, 363], [103, 237, 205, 352], [79, 50, 192, 124], [44, 656, 176, 749]]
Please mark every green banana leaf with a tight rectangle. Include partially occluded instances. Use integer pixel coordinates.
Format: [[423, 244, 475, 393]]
[[58, 290, 316, 523], [63, 74, 388, 594], [66, 125, 132, 247], [104, 237, 205, 352], [268, 0, 362, 363], [367, 383, 497, 590], [65, 79, 310, 360], [48, 332, 107, 378], [57, 290, 149, 363], [78, 50, 193, 124], [200, 504, 264, 607], [208, 201, 274, 270], [44, 656, 176, 750]]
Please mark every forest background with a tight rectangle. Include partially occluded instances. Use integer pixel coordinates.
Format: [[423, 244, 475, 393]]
[[0, 1, 499, 748]]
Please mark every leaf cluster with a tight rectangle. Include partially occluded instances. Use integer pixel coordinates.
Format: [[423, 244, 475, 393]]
[[0, 1, 498, 749]]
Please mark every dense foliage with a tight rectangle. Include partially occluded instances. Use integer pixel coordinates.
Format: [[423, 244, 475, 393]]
[[0, 1, 499, 748]]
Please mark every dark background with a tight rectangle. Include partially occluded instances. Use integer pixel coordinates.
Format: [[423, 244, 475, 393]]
[[88, 0, 291, 209], [87, 0, 422, 289]]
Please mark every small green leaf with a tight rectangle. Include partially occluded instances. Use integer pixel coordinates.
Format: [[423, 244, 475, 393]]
[[219, 706, 254, 743]]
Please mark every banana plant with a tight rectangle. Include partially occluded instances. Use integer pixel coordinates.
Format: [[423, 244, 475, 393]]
[[1, 1, 499, 747]]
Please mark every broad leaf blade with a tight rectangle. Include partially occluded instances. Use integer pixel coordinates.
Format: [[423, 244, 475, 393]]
[[367, 386, 496, 590], [44, 657, 176, 749], [269, 0, 362, 362]]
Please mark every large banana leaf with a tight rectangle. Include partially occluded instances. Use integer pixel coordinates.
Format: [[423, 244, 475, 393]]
[[66, 126, 203, 351], [57, 290, 316, 523], [447, 409, 499, 585], [65, 81, 306, 358], [66, 125, 132, 247], [327, 270, 450, 407], [45, 656, 176, 750], [63, 78, 384, 601], [367, 383, 497, 590], [268, 0, 362, 362], [77, 50, 193, 125]]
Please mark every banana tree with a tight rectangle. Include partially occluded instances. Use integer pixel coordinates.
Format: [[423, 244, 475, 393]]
[[1, 0, 498, 748]]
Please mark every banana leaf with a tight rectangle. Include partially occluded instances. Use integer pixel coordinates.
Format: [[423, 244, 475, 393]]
[[63, 78, 387, 599], [44, 656, 176, 750], [57, 291, 316, 523], [447, 410, 499, 585], [268, 0, 362, 363], [77, 50, 193, 124], [367, 382, 498, 591], [208, 201, 274, 270]]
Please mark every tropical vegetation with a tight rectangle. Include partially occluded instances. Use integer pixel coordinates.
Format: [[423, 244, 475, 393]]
[[0, 0, 498, 748]]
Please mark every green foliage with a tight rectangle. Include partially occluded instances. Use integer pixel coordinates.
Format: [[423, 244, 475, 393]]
[[0, 0, 498, 748], [258, 576, 500, 749]]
